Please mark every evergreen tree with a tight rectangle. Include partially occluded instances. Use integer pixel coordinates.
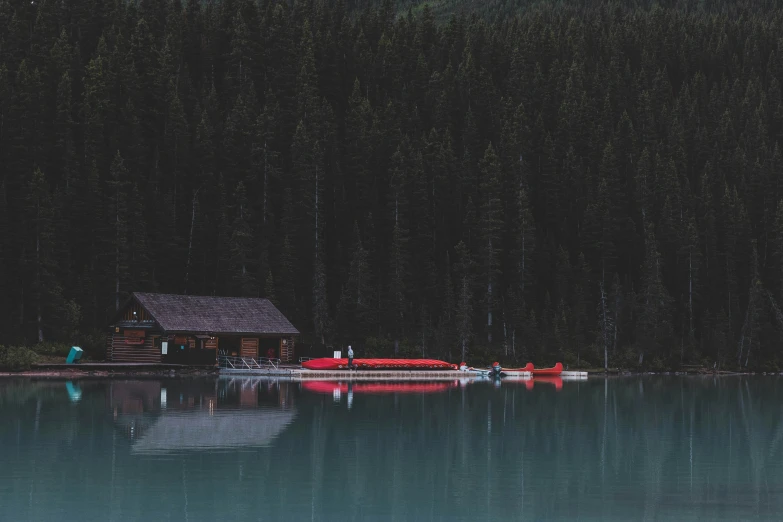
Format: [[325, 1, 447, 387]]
[[3, 0, 783, 370], [107, 151, 130, 312], [478, 143, 503, 344], [454, 240, 473, 363], [24, 167, 64, 342], [636, 224, 673, 365], [337, 223, 373, 342]]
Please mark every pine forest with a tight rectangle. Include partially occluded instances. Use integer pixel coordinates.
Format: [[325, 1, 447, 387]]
[[3, 0, 783, 370]]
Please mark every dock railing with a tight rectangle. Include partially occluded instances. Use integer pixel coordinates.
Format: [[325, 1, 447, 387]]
[[218, 355, 280, 371]]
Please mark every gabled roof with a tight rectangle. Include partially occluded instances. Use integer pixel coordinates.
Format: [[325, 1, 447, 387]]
[[130, 292, 299, 335]]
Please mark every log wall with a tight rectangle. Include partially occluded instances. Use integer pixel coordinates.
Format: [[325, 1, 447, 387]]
[[109, 331, 161, 363]]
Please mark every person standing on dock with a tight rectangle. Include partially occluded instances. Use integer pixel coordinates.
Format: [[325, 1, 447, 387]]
[[347, 345, 354, 369]]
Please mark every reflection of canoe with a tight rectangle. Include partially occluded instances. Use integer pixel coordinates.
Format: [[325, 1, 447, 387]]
[[302, 381, 348, 394], [302, 381, 458, 395], [533, 376, 563, 390], [302, 358, 457, 371], [532, 362, 563, 376], [503, 379, 534, 390], [511, 377, 562, 390], [354, 382, 457, 394]]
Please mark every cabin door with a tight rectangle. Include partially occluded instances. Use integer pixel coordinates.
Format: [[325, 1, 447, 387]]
[[240, 337, 259, 359]]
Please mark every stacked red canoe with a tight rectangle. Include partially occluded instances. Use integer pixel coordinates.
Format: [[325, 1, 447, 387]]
[[498, 362, 563, 376], [301, 358, 457, 371], [530, 362, 563, 376]]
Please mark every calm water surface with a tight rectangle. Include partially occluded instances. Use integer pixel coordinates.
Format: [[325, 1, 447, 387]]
[[1, 376, 782, 521]]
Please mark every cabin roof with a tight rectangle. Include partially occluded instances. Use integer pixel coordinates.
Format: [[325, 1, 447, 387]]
[[131, 292, 300, 335]]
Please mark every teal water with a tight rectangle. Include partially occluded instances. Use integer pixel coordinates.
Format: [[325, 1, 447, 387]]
[[1, 376, 782, 521]]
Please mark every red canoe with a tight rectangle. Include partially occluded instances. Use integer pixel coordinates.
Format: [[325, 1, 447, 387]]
[[531, 362, 563, 376], [301, 358, 458, 371], [501, 362, 534, 374]]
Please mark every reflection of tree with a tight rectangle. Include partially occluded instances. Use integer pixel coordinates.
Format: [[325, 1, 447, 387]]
[[2, 378, 783, 519]]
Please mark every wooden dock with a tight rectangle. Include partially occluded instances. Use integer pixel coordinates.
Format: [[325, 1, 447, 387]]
[[220, 368, 545, 380], [292, 369, 517, 381], [219, 365, 590, 381]]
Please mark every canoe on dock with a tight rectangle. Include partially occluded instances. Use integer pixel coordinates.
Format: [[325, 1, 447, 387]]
[[301, 358, 458, 371], [502, 363, 563, 377], [500, 363, 534, 376], [531, 362, 564, 376], [498, 362, 564, 377]]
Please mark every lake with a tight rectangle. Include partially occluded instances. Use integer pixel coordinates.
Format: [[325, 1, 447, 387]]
[[1, 375, 782, 521]]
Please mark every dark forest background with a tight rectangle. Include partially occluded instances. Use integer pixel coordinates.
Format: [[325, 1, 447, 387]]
[[3, 0, 783, 369]]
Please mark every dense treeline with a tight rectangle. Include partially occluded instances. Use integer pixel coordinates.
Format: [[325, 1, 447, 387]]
[[3, 0, 783, 369]]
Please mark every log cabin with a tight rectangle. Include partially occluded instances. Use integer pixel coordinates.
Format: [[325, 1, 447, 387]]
[[107, 292, 299, 364]]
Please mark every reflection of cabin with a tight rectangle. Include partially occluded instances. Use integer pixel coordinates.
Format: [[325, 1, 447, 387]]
[[108, 379, 297, 451], [107, 292, 299, 364], [130, 410, 297, 454]]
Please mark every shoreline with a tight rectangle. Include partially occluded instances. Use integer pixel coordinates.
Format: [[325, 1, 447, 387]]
[[0, 366, 775, 379]]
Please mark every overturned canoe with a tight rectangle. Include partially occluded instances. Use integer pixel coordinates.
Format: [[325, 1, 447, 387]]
[[301, 358, 458, 371]]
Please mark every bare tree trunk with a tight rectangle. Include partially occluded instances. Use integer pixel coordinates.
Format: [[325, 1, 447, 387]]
[[36, 207, 43, 342], [183, 190, 199, 294], [420, 306, 426, 358], [689, 252, 694, 340], [115, 194, 120, 312], [727, 257, 731, 324], [600, 279, 608, 371], [737, 296, 751, 366], [487, 239, 493, 344], [263, 140, 268, 224], [503, 318, 507, 357]]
